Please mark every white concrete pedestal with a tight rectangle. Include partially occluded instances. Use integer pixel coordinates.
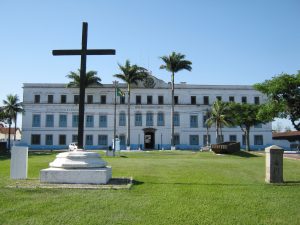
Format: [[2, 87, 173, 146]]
[[265, 145, 284, 183], [40, 167, 112, 184], [40, 150, 112, 184], [10, 146, 28, 179]]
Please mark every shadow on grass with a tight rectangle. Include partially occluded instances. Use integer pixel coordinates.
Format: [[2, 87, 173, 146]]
[[230, 151, 259, 158], [0, 154, 10, 161], [132, 180, 144, 186]]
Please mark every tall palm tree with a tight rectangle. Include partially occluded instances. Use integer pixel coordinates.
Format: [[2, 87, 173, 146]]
[[206, 100, 231, 144], [160, 52, 192, 149], [204, 108, 212, 146], [66, 69, 101, 87], [114, 60, 148, 150], [2, 94, 24, 149]]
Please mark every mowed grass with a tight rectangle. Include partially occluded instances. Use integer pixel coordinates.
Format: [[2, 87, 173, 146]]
[[0, 150, 299, 225]]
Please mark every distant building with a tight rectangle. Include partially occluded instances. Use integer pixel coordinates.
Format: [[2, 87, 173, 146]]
[[0, 127, 22, 142], [22, 75, 273, 150], [272, 131, 300, 151]]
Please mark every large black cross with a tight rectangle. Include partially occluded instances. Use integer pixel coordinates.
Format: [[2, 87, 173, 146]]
[[53, 22, 115, 149]]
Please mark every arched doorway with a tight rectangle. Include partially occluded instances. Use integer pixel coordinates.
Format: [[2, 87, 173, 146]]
[[143, 128, 156, 149]]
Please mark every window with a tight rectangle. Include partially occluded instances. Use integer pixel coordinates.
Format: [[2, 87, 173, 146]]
[[190, 115, 198, 128], [72, 135, 78, 143], [174, 112, 180, 126], [48, 95, 53, 103], [158, 96, 164, 104], [99, 115, 107, 128], [86, 135, 93, 145], [31, 134, 41, 145], [229, 135, 237, 142], [87, 95, 93, 104], [146, 112, 153, 126], [203, 115, 208, 128], [242, 96, 247, 103], [229, 96, 235, 102], [135, 113, 142, 126], [61, 95, 67, 103], [147, 96, 152, 104], [74, 95, 79, 104], [45, 114, 54, 127], [136, 95, 141, 104], [100, 95, 106, 104], [216, 96, 222, 101], [157, 112, 164, 126], [254, 135, 263, 145], [174, 134, 180, 145], [254, 97, 260, 105], [242, 135, 246, 145], [59, 134, 66, 145], [119, 135, 126, 146], [203, 135, 211, 146], [119, 112, 126, 126], [203, 96, 209, 105], [174, 96, 178, 105], [45, 135, 53, 145], [120, 96, 125, 104], [191, 96, 196, 105], [72, 115, 79, 128], [59, 114, 67, 127], [34, 95, 40, 103], [190, 135, 199, 145], [32, 114, 41, 127], [86, 115, 94, 128], [254, 123, 262, 128], [98, 135, 108, 146]]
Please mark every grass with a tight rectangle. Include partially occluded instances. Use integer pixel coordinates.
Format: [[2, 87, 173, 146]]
[[0, 150, 299, 225]]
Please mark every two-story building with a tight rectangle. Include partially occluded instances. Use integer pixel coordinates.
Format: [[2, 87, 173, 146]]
[[22, 75, 273, 150]]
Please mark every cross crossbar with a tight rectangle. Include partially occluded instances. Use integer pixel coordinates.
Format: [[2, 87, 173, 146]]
[[53, 49, 116, 56]]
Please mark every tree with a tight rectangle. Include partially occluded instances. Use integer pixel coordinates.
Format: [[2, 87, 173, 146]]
[[160, 52, 192, 149], [204, 108, 212, 146], [254, 71, 300, 131], [66, 69, 101, 87], [228, 102, 268, 151], [206, 100, 231, 144], [2, 94, 24, 149], [114, 60, 148, 150]]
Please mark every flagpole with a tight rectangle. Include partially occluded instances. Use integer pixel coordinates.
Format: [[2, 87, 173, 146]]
[[113, 80, 118, 156]]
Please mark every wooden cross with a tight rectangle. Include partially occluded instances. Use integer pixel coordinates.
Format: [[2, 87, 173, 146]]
[[53, 22, 116, 149]]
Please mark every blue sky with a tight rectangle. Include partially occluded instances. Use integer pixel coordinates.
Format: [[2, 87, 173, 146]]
[[1, 0, 299, 129]]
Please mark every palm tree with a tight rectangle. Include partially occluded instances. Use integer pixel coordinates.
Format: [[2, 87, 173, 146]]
[[114, 60, 148, 150], [2, 94, 24, 149], [66, 69, 101, 87], [206, 100, 231, 144], [160, 52, 192, 149], [204, 108, 212, 146]]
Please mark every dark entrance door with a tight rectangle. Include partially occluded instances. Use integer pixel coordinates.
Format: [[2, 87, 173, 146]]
[[144, 132, 155, 149]]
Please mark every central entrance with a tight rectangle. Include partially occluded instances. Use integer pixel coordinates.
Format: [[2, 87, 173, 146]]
[[143, 128, 156, 149]]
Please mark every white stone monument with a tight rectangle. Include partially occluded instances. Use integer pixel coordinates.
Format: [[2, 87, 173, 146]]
[[265, 145, 284, 183], [10, 146, 28, 179], [40, 150, 111, 184]]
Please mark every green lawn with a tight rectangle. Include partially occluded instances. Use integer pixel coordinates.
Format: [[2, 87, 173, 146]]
[[0, 151, 299, 225]]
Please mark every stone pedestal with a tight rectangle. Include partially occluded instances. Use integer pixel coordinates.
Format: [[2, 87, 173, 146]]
[[40, 150, 112, 184], [265, 145, 284, 183], [10, 146, 28, 179]]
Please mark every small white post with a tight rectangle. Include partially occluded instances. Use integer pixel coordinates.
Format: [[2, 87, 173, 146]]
[[10, 146, 28, 179]]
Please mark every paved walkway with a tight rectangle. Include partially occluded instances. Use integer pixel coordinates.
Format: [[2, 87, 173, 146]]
[[283, 153, 300, 160]]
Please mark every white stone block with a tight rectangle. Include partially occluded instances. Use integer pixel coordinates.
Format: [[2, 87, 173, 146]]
[[10, 146, 28, 179], [40, 167, 112, 184]]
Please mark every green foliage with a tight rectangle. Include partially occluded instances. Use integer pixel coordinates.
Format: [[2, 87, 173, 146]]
[[159, 52, 192, 73], [66, 69, 101, 87], [228, 103, 269, 151], [0, 151, 299, 225], [206, 100, 231, 143], [254, 71, 300, 130]]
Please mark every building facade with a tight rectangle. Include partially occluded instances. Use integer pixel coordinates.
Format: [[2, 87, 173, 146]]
[[22, 76, 273, 150]]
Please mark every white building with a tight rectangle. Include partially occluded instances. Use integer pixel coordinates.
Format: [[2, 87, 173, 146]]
[[22, 75, 273, 150]]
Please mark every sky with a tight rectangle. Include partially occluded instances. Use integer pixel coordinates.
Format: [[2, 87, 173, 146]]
[[0, 0, 299, 129]]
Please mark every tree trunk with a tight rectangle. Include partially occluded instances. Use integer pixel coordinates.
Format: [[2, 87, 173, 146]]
[[245, 127, 250, 151], [126, 84, 131, 150], [216, 122, 220, 144], [8, 118, 11, 150], [171, 72, 175, 149], [206, 126, 209, 146], [14, 114, 17, 141]]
